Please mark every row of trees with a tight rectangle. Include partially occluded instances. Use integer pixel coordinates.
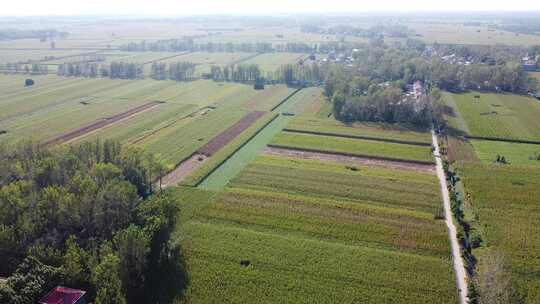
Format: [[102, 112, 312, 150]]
[[57, 62, 144, 79], [0, 63, 50, 75], [0, 140, 183, 304], [120, 38, 357, 54], [150, 62, 196, 81]]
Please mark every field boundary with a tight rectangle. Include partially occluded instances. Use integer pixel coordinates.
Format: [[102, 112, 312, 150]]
[[270, 88, 302, 111], [283, 128, 432, 146], [193, 113, 280, 186], [42, 101, 162, 145], [465, 135, 540, 145], [267, 144, 435, 165]]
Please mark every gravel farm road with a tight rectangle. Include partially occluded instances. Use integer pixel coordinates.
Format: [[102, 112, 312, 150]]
[[432, 130, 468, 304]]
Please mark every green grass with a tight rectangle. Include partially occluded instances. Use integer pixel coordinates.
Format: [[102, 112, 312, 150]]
[[270, 132, 434, 163], [443, 92, 540, 141], [456, 162, 540, 303], [171, 155, 456, 304], [287, 116, 432, 144], [471, 140, 540, 166]]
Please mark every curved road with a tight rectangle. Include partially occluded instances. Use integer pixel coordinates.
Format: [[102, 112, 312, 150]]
[[432, 130, 468, 304]]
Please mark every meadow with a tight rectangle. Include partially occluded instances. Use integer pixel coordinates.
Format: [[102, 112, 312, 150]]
[[471, 139, 540, 166], [270, 132, 434, 163], [456, 162, 540, 304], [172, 154, 457, 303], [443, 92, 540, 141]]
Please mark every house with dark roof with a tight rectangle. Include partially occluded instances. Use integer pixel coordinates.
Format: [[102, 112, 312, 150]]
[[39, 286, 86, 304]]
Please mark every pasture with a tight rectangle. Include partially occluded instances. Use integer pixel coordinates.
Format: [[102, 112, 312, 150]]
[[456, 162, 540, 303], [470, 139, 540, 166], [171, 154, 457, 303], [443, 92, 540, 141]]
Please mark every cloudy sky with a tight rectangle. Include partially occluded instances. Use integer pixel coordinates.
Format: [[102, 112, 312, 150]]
[[2, 0, 540, 16]]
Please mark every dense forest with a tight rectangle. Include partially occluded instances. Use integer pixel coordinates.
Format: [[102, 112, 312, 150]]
[[0, 140, 184, 304]]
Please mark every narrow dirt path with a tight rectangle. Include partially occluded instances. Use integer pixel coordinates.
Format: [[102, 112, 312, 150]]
[[432, 130, 468, 304]]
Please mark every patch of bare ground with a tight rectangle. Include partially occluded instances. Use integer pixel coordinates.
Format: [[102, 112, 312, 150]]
[[198, 111, 266, 156], [162, 153, 208, 187], [42, 101, 162, 146], [263, 146, 436, 173]]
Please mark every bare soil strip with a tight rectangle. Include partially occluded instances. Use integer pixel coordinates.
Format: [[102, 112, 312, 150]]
[[198, 111, 266, 156], [42, 101, 162, 146], [263, 146, 436, 173], [162, 153, 208, 187]]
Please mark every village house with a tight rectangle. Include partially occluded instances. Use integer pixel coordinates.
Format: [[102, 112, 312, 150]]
[[39, 286, 86, 304]]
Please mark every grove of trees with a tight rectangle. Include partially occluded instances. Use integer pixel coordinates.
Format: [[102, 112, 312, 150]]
[[0, 140, 184, 304]]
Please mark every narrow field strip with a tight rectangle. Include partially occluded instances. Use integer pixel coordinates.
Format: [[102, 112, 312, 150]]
[[42, 101, 162, 145], [283, 128, 432, 146], [263, 146, 436, 173], [198, 111, 267, 156], [269, 132, 435, 164]]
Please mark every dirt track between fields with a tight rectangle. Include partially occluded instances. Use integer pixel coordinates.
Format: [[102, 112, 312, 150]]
[[263, 146, 436, 173], [197, 111, 266, 156], [42, 101, 161, 146], [162, 153, 208, 187]]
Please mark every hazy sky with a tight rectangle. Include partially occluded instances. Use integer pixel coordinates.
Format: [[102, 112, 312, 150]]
[[3, 0, 540, 16]]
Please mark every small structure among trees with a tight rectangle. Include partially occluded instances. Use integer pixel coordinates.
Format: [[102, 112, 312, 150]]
[[39, 286, 86, 304]]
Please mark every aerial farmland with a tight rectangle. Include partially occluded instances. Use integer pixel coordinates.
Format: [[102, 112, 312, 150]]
[[1, 8, 540, 304]]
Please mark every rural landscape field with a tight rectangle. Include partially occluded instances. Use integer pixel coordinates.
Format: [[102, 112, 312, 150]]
[[1, 2, 540, 304]]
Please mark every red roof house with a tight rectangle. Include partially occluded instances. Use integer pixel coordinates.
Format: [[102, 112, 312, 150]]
[[39, 286, 86, 304]]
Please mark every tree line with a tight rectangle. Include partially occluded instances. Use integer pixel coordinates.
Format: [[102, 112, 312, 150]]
[[57, 61, 144, 79], [150, 61, 196, 81], [119, 38, 357, 54], [0, 63, 50, 75], [0, 140, 184, 304]]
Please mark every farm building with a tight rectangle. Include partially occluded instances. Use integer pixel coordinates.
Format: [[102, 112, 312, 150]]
[[39, 286, 86, 304], [522, 56, 539, 71]]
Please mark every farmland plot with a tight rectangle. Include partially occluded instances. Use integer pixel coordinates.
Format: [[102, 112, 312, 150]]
[[286, 115, 432, 144], [443, 92, 540, 141], [471, 139, 540, 166], [270, 132, 434, 164], [240, 52, 308, 72], [172, 154, 457, 303], [456, 163, 540, 304]]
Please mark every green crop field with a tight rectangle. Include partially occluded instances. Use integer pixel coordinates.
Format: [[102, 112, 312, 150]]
[[171, 154, 456, 303], [241, 52, 307, 72], [286, 115, 432, 144], [0, 75, 287, 168], [470, 139, 540, 166], [456, 162, 540, 303], [443, 92, 540, 141], [270, 132, 434, 163]]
